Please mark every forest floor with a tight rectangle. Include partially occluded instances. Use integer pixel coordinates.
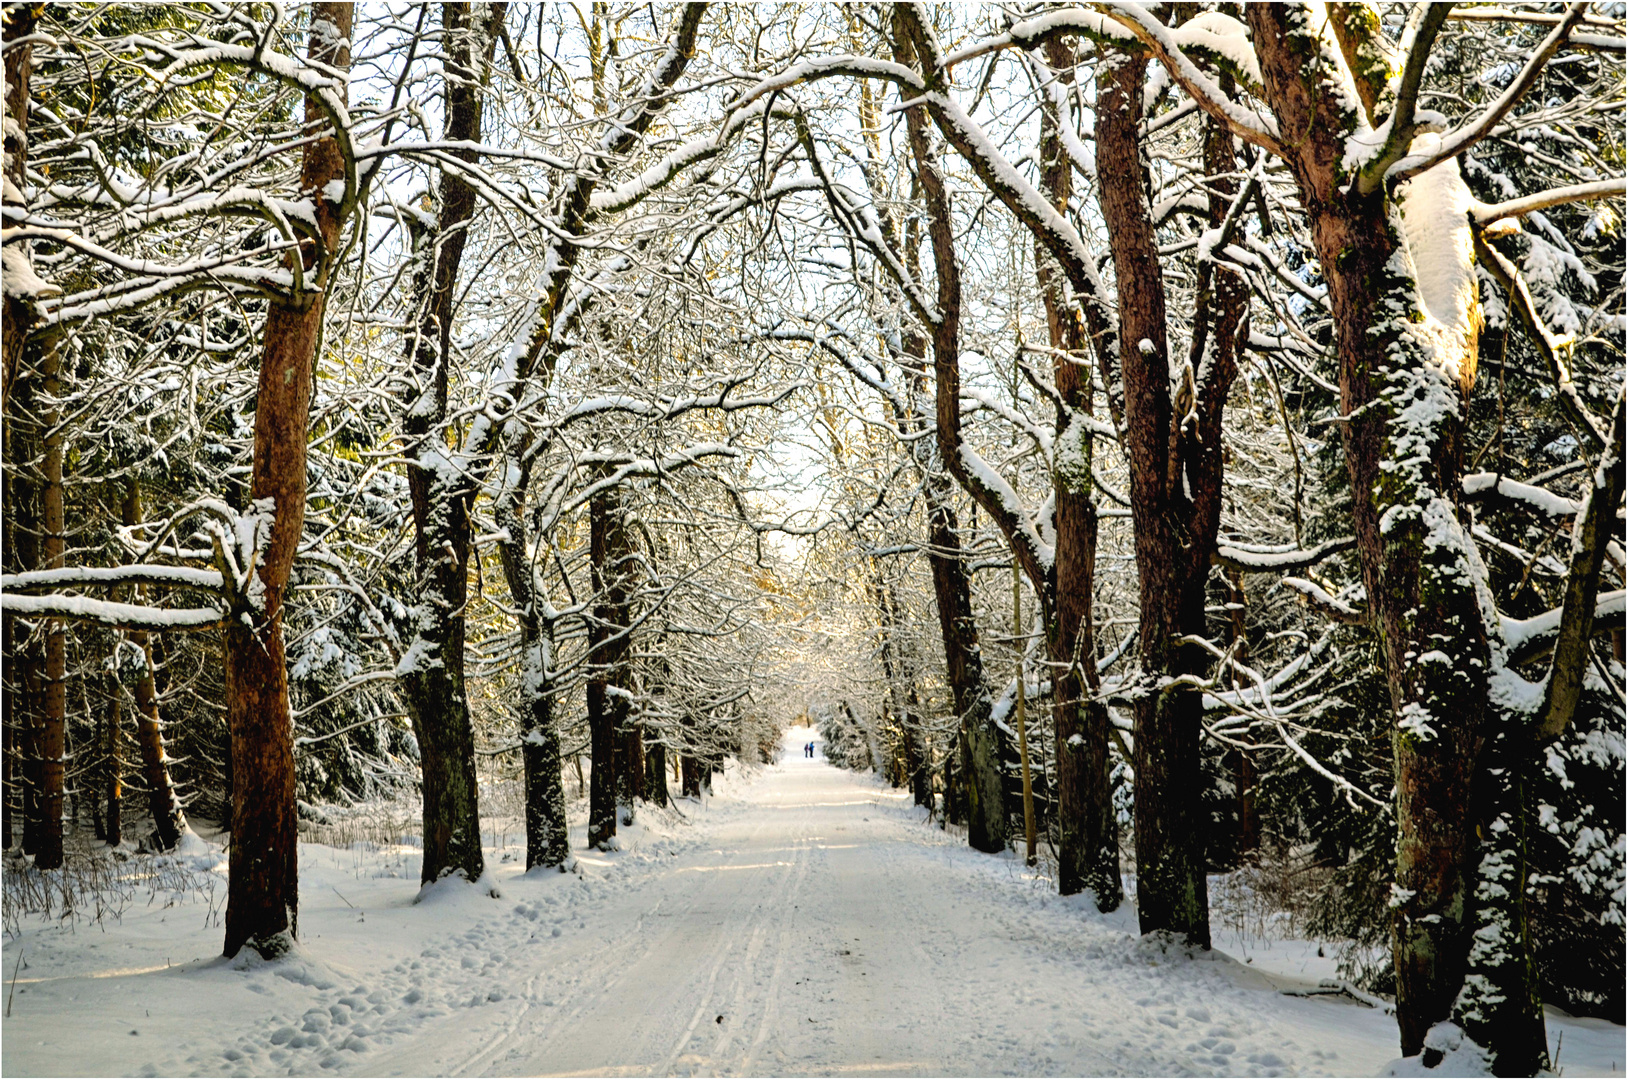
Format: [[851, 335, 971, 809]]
[[3, 727, 1623, 1078]]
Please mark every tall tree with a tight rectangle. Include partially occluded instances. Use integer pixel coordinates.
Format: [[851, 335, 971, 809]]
[[1035, 37, 1123, 908], [586, 488, 638, 848], [222, 0, 356, 959], [883, 6, 1125, 907], [1103, 1, 1624, 1065], [2, 0, 55, 862], [397, 0, 508, 889]]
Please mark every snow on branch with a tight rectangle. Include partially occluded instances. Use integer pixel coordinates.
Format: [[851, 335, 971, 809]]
[[2, 565, 225, 591], [942, 10, 1133, 71], [1501, 589, 1626, 667], [0, 592, 226, 632], [1462, 473, 1583, 517], [1214, 536, 1356, 573], [1278, 576, 1366, 625], [1471, 178, 1627, 226], [1092, 3, 1283, 155], [1446, 7, 1625, 54]]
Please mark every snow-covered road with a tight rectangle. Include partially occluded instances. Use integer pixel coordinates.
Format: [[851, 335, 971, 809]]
[[4, 728, 1623, 1077]]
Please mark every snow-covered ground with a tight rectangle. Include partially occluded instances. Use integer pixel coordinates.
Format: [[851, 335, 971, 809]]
[[4, 728, 1623, 1077]]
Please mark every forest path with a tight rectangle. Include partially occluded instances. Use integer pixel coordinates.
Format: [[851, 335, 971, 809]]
[[8, 728, 1621, 1078], [369, 728, 1399, 1078]]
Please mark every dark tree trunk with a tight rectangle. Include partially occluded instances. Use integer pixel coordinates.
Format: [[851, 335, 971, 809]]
[[905, 683, 930, 808], [397, 2, 507, 889], [492, 468, 569, 871], [586, 490, 636, 848], [619, 722, 644, 824], [130, 640, 187, 854], [891, 12, 1025, 855], [1093, 46, 1248, 946], [2, 621, 12, 850], [2, 1, 51, 418], [941, 736, 963, 827], [912, 367, 1001, 845], [3, 6, 48, 857], [680, 751, 702, 798], [1095, 52, 1205, 944], [869, 571, 920, 798], [1037, 41, 1119, 908], [1246, 7, 1496, 1056], [17, 621, 43, 858], [222, 1, 353, 959], [517, 623, 568, 870], [121, 480, 186, 851], [101, 654, 122, 848], [7, 342, 45, 858], [645, 741, 668, 807], [33, 332, 66, 870]]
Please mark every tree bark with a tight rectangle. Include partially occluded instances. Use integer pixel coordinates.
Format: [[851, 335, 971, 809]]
[[1037, 40, 1120, 908], [899, 298, 1001, 844], [1094, 50, 1231, 947], [517, 618, 568, 870], [100, 646, 123, 848], [2, 617, 12, 850], [491, 460, 570, 870], [680, 749, 702, 798], [121, 479, 187, 852], [644, 741, 668, 807], [3, 8, 46, 857], [890, 13, 1023, 854], [619, 720, 645, 824], [222, 1, 353, 959], [2, 1, 54, 420], [34, 334, 65, 870], [397, 1, 506, 889], [586, 489, 636, 848], [1246, 6, 1495, 1055]]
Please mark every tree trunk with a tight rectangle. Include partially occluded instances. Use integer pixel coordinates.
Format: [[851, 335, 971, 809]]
[[101, 658, 122, 848], [1454, 724, 1545, 1075], [911, 371, 1002, 846], [2, 1, 53, 420], [941, 737, 963, 827], [645, 741, 668, 807], [1038, 42, 1120, 908], [3, 0, 47, 862], [491, 464, 569, 871], [518, 622, 568, 870], [7, 376, 45, 857], [222, 1, 353, 959], [1094, 52, 1217, 947], [32, 334, 65, 870], [122, 479, 187, 852], [2, 622, 12, 850], [891, 13, 1021, 854], [397, 2, 506, 889], [1247, 6, 1495, 1054], [619, 722, 644, 825], [869, 570, 918, 797], [905, 682, 930, 808], [680, 751, 702, 798], [586, 490, 635, 848], [131, 631, 186, 850]]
